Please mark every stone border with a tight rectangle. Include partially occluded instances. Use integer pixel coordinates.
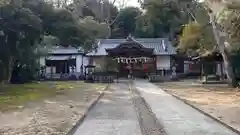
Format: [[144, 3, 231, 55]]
[[66, 84, 110, 135], [129, 81, 168, 135], [160, 87, 240, 135]]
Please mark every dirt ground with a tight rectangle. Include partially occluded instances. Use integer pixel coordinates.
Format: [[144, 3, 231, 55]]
[[0, 81, 107, 135], [156, 80, 240, 132]]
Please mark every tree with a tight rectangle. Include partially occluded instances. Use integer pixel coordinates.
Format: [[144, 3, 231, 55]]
[[179, 22, 202, 55], [135, 14, 155, 38], [40, 35, 59, 47], [64, 0, 119, 38], [178, 3, 215, 56], [208, 1, 240, 87], [0, 1, 42, 83], [179, 0, 240, 87], [66, 0, 118, 21], [179, 22, 216, 55], [200, 0, 240, 87], [45, 0, 72, 8], [24, 0, 97, 50], [79, 16, 109, 38], [0, 0, 98, 83], [78, 16, 109, 51], [135, 0, 188, 43], [111, 7, 141, 38], [0, 0, 9, 5]]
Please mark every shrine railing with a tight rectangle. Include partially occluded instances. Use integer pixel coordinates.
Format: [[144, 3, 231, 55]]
[[84, 71, 118, 83], [38, 72, 84, 81], [148, 69, 178, 82]]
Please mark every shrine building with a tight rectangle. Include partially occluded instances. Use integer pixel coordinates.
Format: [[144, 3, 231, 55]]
[[87, 36, 176, 77]]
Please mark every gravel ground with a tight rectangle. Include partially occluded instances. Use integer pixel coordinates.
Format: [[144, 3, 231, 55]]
[[129, 83, 167, 135], [0, 82, 107, 135]]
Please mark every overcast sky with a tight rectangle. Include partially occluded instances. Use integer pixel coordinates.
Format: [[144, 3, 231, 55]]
[[126, 0, 140, 7], [114, 0, 205, 8], [115, 0, 140, 8]]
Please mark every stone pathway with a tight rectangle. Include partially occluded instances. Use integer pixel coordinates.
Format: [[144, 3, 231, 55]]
[[73, 83, 142, 135], [130, 83, 167, 135], [134, 79, 238, 135]]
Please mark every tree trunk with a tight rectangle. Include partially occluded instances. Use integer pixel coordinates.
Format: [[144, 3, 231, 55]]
[[209, 12, 238, 87], [0, 66, 6, 84], [3, 56, 14, 84], [2, 66, 9, 84], [0, 62, 4, 83], [7, 58, 13, 83], [221, 50, 237, 87]]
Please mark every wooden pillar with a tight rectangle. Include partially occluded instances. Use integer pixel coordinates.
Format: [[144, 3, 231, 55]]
[[81, 56, 84, 74], [51, 66, 53, 78], [154, 56, 157, 73], [205, 62, 208, 82], [199, 59, 202, 80], [65, 61, 67, 74], [201, 60, 205, 81]]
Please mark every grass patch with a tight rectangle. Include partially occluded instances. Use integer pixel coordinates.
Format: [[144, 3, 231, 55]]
[[0, 81, 105, 111], [0, 82, 55, 111]]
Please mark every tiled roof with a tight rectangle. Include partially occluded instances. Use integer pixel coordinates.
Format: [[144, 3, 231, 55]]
[[87, 38, 176, 56], [46, 56, 72, 60], [48, 46, 84, 55]]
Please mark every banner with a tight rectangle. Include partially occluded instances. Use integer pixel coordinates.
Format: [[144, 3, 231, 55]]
[[113, 57, 154, 63]]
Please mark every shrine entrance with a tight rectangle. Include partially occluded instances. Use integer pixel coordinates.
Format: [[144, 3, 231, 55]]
[[112, 57, 156, 78], [106, 36, 155, 78]]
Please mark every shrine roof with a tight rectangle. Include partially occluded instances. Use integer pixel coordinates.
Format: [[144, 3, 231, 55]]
[[87, 37, 176, 56]]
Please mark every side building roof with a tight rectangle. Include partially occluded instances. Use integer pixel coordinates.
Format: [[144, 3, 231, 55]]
[[87, 38, 176, 56], [47, 46, 84, 55]]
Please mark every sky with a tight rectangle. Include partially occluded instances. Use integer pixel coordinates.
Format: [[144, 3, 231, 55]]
[[126, 0, 140, 7], [115, 0, 140, 8], [115, 0, 205, 8]]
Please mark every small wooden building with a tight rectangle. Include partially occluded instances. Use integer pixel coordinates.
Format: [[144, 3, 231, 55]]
[[192, 52, 224, 82], [39, 46, 89, 79]]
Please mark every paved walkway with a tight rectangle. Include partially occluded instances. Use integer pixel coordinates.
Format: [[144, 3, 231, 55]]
[[73, 83, 142, 135], [134, 79, 237, 135]]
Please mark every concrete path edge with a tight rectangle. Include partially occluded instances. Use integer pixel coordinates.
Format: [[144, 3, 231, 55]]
[[159, 86, 240, 135], [67, 84, 110, 135]]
